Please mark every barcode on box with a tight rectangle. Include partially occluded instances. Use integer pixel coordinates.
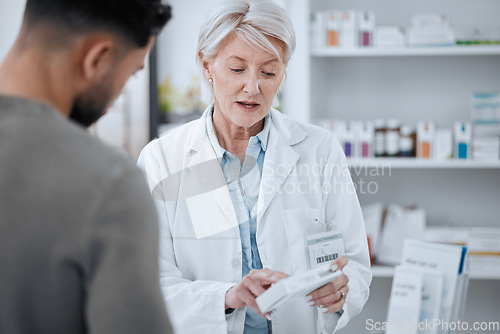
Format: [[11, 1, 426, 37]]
[[316, 253, 338, 264]]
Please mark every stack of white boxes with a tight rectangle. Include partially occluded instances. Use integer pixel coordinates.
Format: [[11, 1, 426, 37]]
[[471, 92, 500, 161], [407, 14, 455, 47], [468, 228, 500, 277]]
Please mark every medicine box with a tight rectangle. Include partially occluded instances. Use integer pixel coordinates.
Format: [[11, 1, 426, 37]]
[[417, 121, 435, 159], [311, 11, 327, 49], [340, 10, 357, 48], [375, 26, 406, 48], [358, 11, 375, 47], [434, 129, 453, 160], [407, 27, 455, 47], [326, 11, 341, 47], [412, 13, 451, 28]]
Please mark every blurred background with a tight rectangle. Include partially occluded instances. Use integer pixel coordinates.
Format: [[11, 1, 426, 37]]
[[1, 0, 499, 333]]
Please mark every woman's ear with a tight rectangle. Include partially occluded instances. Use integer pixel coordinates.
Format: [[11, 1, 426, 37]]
[[198, 51, 211, 80]]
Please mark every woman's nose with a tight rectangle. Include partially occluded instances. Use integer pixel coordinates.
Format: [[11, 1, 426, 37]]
[[243, 74, 260, 96]]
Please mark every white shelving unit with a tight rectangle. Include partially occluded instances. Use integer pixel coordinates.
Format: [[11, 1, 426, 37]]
[[283, 1, 500, 333], [371, 265, 500, 280], [370, 265, 395, 278], [311, 45, 500, 57], [347, 158, 500, 169]]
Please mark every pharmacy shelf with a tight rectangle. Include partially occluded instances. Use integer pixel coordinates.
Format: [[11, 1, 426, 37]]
[[347, 158, 500, 169], [371, 265, 500, 280], [469, 270, 500, 280], [370, 265, 395, 278], [311, 46, 500, 57]]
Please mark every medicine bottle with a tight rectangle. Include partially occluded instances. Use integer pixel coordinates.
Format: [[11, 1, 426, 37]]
[[399, 126, 414, 157], [374, 119, 386, 157], [385, 119, 400, 157], [343, 122, 354, 157], [327, 12, 340, 47]]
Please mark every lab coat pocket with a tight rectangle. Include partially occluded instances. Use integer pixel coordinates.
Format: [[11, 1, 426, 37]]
[[282, 207, 325, 274]]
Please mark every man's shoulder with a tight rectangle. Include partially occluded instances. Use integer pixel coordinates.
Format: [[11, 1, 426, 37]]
[[61, 122, 140, 184]]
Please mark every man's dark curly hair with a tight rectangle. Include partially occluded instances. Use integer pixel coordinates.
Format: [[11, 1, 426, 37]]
[[24, 0, 171, 47]]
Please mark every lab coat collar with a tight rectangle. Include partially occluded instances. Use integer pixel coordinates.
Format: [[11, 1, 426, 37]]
[[188, 105, 308, 153], [267, 107, 308, 146]]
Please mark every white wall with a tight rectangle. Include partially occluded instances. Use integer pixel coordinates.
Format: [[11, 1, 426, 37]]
[[0, 0, 25, 63], [157, 0, 214, 93], [281, 0, 310, 123]]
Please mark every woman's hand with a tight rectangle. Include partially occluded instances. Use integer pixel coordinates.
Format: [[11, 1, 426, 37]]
[[225, 268, 288, 318], [306, 256, 349, 314]]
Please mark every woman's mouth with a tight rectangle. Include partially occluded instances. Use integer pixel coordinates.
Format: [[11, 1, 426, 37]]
[[236, 101, 260, 111]]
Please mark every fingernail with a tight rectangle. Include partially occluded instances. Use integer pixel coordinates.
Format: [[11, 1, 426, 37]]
[[306, 295, 313, 302], [330, 264, 338, 272], [308, 301, 315, 306], [266, 314, 272, 320], [321, 307, 329, 313]]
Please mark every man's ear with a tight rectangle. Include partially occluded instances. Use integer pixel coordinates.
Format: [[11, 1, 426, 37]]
[[81, 39, 115, 83], [198, 51, 212, 80]]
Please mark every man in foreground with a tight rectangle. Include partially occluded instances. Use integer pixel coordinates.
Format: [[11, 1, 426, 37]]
[[0, 1, 173, 333]]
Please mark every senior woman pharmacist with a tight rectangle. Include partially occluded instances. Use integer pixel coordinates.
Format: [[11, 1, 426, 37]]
[[138, 0, 371, 333]]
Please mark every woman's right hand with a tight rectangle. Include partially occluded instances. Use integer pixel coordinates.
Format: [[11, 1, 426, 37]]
[[225, 268, 288, 318]]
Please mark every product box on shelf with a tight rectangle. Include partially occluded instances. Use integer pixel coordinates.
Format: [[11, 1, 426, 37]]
[[423, 226, 468, 245], [408, 13, 455, 47], [399, 125, 416, 157], [334, 121, 356, 157], [375, 26, 406, 48], [340, 10, 357, 48], [376, 204, 426, 266], [417, 121, 435, 159], [468, 228, 500, 276], [435, 129, 453, 160], [411, 13, 451, 28], [401, 240, 467, 326], [472, 137, 500, 161], [407, 27, 455, 47], [310, 11, 327, 49], [456, 27, 500, 45], [354, 120, 374, 158], [358, 11, 375, 47], [453, 122, 471, 160], [386, 266, 423, 334], [470, 92, 500, 160], [361, 202, 384, 264], [326, 11, 341, 48]]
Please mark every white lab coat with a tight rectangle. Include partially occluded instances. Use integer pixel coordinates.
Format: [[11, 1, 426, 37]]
[[137, 106, 372, 334]]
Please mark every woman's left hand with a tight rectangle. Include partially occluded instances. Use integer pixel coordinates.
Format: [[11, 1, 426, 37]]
[[306, 256, 349, 314]]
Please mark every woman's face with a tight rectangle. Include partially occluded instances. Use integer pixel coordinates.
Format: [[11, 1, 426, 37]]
[[202, 34, 286, 130]]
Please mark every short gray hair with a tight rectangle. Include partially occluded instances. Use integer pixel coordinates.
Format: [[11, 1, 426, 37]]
[[197, 0, 296, 105]]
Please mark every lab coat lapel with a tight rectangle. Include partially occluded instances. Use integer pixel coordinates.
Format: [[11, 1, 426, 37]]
[[184, 110, 239, 238], [257, 110, 306, 223]]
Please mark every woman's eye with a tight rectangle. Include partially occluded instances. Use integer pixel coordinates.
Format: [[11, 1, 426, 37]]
[[231, 68, 244, 73], [262, 71, 275, 77]]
